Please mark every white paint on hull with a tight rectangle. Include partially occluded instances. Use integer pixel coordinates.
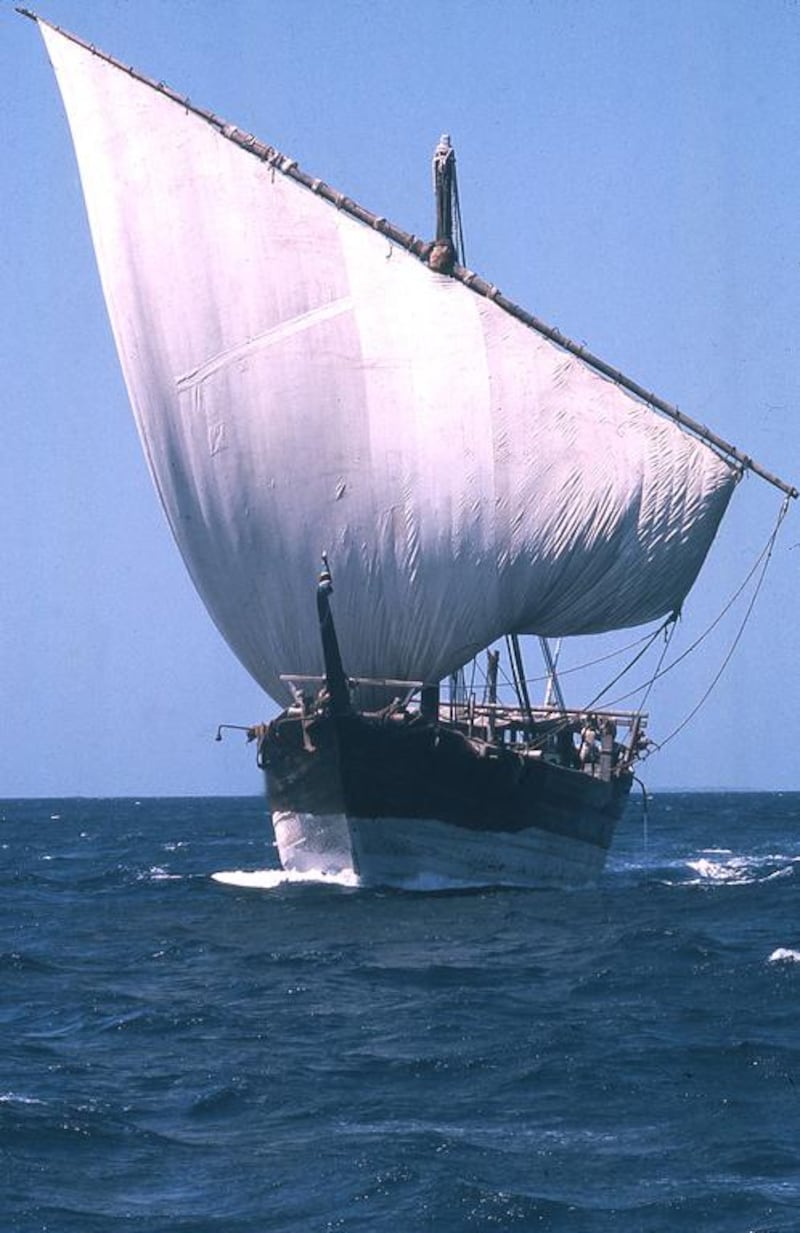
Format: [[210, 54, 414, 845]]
[[272, 809, 609, 888], [212, 867, 359, 889], [272, 810, 357, 877]]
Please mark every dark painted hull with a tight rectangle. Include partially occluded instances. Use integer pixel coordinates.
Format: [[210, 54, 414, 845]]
[[257, 710, 633, 887]]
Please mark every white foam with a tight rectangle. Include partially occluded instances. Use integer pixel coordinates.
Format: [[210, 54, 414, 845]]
[[685, 852, 800, 886], [768, 948, 800, 964], [212, 868, 360, 889], [686, 856, 752, 883], [0, 1092, 46, 1106], [212, 867, 527, 892], [139, 866, 182, 882]]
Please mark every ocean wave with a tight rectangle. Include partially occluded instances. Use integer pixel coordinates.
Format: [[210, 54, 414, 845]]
[[0, 950, 60, 974], [6, 792, 800, 1232]]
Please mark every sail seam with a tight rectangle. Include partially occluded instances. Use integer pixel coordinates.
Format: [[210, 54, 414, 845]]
[[175, 297, 354, 390]]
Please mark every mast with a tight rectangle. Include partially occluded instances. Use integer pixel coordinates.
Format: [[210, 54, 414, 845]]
[[540, 638, 566, 713], [506, 634, 534, 727], [485, 648, 499, 740], [430, 134, 464, 274]]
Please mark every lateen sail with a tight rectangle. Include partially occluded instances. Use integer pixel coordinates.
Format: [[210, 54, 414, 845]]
[[41, 23, 738, 705]]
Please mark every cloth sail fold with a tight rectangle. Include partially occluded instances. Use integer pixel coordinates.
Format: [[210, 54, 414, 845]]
[[42, 23, 738, 705]]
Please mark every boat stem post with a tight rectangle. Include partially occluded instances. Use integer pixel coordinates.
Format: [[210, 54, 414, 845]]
[[316, 554, 351, 716], [420, 684, 440, 723]]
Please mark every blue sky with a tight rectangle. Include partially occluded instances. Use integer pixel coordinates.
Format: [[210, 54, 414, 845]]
[[3, 0, 799, 796]]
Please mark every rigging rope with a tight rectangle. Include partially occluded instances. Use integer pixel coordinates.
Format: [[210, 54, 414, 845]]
[[580, 617, 674, 714], [651, 494, 790, 752], [474, 627, 669, 698], [521, 628, 662, 686], [632, 619, 677, 716], [452, 163, 466, 267], [521, 617, 671, 756], [598, 494, 790, 714]]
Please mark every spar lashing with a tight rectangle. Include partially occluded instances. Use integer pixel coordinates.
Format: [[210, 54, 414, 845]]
[[429, 134, 465, 274], [316, 554, 351, 716]]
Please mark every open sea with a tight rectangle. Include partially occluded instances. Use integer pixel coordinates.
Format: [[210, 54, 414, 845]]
[[2, 792, 799, 1232]]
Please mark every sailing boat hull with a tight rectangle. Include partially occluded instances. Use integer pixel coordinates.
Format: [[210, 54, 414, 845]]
[[259, 711, 632, 888]]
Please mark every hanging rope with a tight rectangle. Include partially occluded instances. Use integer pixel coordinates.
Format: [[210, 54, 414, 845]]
[[634, 776, 650, 854], [452, 161, 466, 268]]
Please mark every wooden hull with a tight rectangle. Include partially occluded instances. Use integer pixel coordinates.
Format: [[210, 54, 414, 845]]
[[258, 711, 632, 888]]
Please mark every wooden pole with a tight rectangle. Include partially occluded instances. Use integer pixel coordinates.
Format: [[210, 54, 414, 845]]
[[486, 648, 499, 740]]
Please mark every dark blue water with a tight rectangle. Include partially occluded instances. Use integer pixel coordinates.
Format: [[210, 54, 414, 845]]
[[2, 793, 800, 1232]]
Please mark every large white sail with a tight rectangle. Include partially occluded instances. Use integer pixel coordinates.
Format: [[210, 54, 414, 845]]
[[41, 22, 738, 704]]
